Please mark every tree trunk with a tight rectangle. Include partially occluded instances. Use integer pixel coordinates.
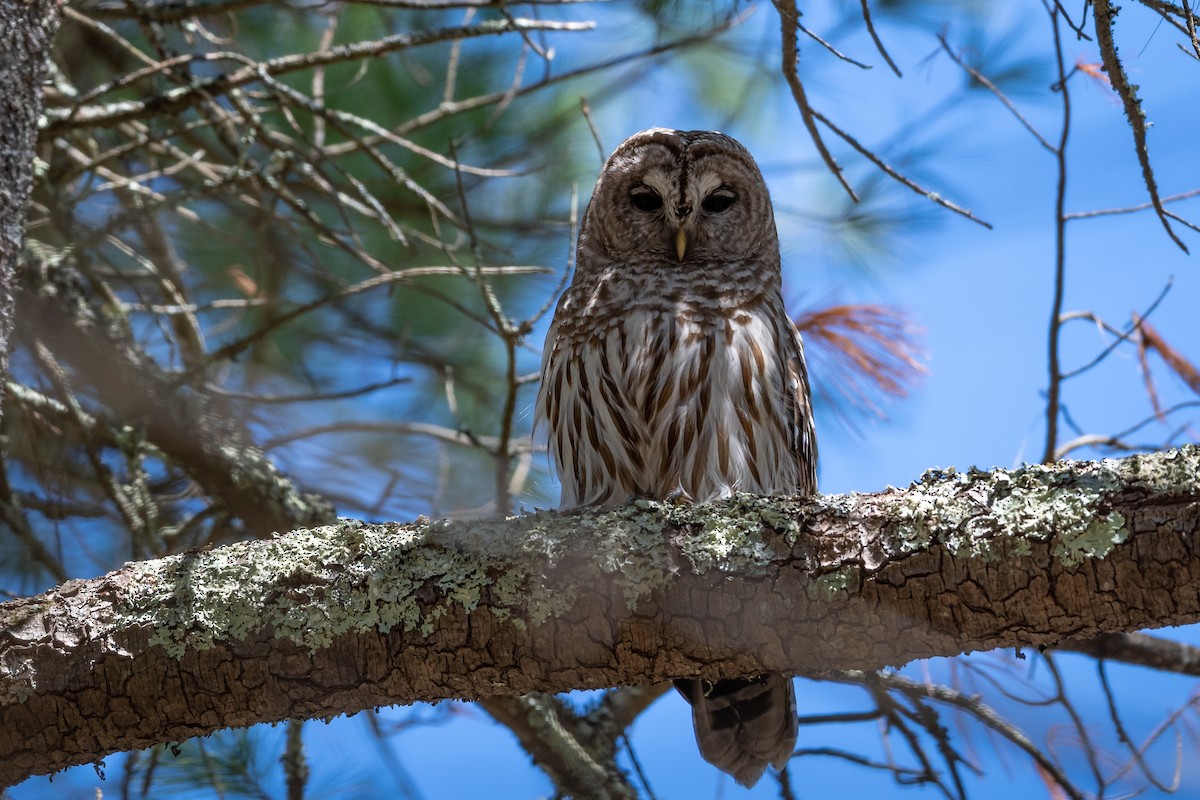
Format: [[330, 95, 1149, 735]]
[[2, 445, 1198, 787], [0, 0, 62, 421]]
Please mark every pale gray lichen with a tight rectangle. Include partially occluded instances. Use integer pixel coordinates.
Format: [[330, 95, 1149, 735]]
[[99, 447, 1192, 659], [1, 650, 37, 703], [586, 508, 673, 608], [809, 566, 858, 602], [113, 517, 514, 657], [886, 456, 1130, 567], [109, 500, 718, 657], [1053, 513, 1128, 566], [654, 494, 795, 577], [1117, 444, 1200, 494]]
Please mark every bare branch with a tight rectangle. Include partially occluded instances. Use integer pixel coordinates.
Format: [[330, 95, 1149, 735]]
[[44, 19, 596, 133], [937, 33, 1054, 153], [1064, 188, 1200, 220], [1093, 0, 1191, 252], [809, 109, 991, 227], [863, 671, 1084, 800], [1059, 278, 1171, 381], [795, 15, 872, 69], [860, 0, 902, 76], [772, 0, 859, 202]]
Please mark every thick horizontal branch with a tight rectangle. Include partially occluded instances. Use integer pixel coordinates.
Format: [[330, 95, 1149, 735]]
[[2, 446, 1199, 786]]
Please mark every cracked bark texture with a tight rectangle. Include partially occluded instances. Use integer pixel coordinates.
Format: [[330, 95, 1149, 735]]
[[2, 445, 1199, 787]]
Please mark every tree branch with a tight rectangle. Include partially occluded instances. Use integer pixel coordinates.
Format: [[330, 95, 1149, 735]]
[[1093, 0, 1190, 252], [480, 694, 637, 799], [15, 272, 335, 542], [2, 446, 1199, 787], [1056, 631, 1200, 675], [42, 19, 595, 133]]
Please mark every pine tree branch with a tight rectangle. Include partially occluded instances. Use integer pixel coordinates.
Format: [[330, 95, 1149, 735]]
[[2, 446, 1199, 787], [15, 276, 335, 542]]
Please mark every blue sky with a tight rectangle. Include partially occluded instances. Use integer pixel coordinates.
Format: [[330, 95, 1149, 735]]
[[11, 2, 1200, 799]]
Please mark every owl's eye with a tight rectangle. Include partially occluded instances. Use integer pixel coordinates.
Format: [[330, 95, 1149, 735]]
[[629, 187, 663, 212], [701, 189, 736, 213]]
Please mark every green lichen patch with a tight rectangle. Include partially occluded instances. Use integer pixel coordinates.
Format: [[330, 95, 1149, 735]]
[[624, 494, 802, 576], [110, 515, 577, 657], [106, 501, 703, 658], [809, 565, 859, 602], [1053, 513, 1129, 567], [100, 447, 1190, 659], [114, 519, 431, 656], [1116, 444, 1200, 494], [583, 506, 673, 608], [886, 456, 1130, 566]]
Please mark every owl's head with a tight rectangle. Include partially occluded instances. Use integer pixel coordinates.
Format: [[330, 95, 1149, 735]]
[[579, 128, 779, 273]]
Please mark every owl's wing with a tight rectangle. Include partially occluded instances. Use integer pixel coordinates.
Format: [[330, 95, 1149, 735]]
[[533, 302, 563, 440], [536, 291, 652, 508], [784, 320, 819, 496], [534, 304, 575, 500]]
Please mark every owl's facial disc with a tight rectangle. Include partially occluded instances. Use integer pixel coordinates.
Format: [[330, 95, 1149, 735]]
[[596, 133, 770, 266]]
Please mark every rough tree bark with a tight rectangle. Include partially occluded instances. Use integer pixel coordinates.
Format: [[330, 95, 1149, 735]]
[[2, 445, 1198, 787], [0, 0, 62, 422]]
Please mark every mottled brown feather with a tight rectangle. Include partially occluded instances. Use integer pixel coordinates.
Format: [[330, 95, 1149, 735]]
[[535, 128, 818, 787]]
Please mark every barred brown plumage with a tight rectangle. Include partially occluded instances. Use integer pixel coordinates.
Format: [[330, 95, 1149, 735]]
[[535, 128, 818, 787]]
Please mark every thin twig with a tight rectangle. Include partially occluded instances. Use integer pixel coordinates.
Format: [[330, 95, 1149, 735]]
[[937, 33, 1054, 153], [1139, 0, 1195, 35], [1042, 655, 1106, 795], [772, 0, 859, 202], [1096, 660, 1181, 792], [579, 98, 606, 165], [795, 16, 872, 69], [1053, 0, 1094, 39], [1055, 400, 1200, 457], [1064, 187, 1200, 219], [206, 376, 412, 404], [810, 109, 990, 227], [262, 421, 512, 453], [1043, 1, 1072, 464], [1093, 0, 1190, 252], [205, 267, 518, 366], [1059, 278, 1171, 380], [860, 0, 902, 76], [529, 185, 578, 330], [45, 19, 596, 133], [857, 672, 1085, 800], [792, 747, 937, 781]]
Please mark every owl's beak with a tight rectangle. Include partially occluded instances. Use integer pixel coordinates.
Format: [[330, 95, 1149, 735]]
[[675, 227, 687, 261]]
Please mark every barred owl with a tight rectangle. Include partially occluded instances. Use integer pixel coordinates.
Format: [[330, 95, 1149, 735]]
[[536, 128, 817, 787]]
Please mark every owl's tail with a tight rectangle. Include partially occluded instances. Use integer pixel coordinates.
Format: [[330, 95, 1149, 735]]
[[674, 673, 798, 788]]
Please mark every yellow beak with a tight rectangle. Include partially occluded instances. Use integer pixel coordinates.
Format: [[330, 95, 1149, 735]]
[[675, 227, 687, 261]]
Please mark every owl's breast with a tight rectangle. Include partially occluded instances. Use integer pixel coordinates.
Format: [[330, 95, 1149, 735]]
[[540, 277, 804, 506]]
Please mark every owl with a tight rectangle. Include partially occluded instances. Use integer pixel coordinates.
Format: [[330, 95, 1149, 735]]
[[535, 128, 817, 787]]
